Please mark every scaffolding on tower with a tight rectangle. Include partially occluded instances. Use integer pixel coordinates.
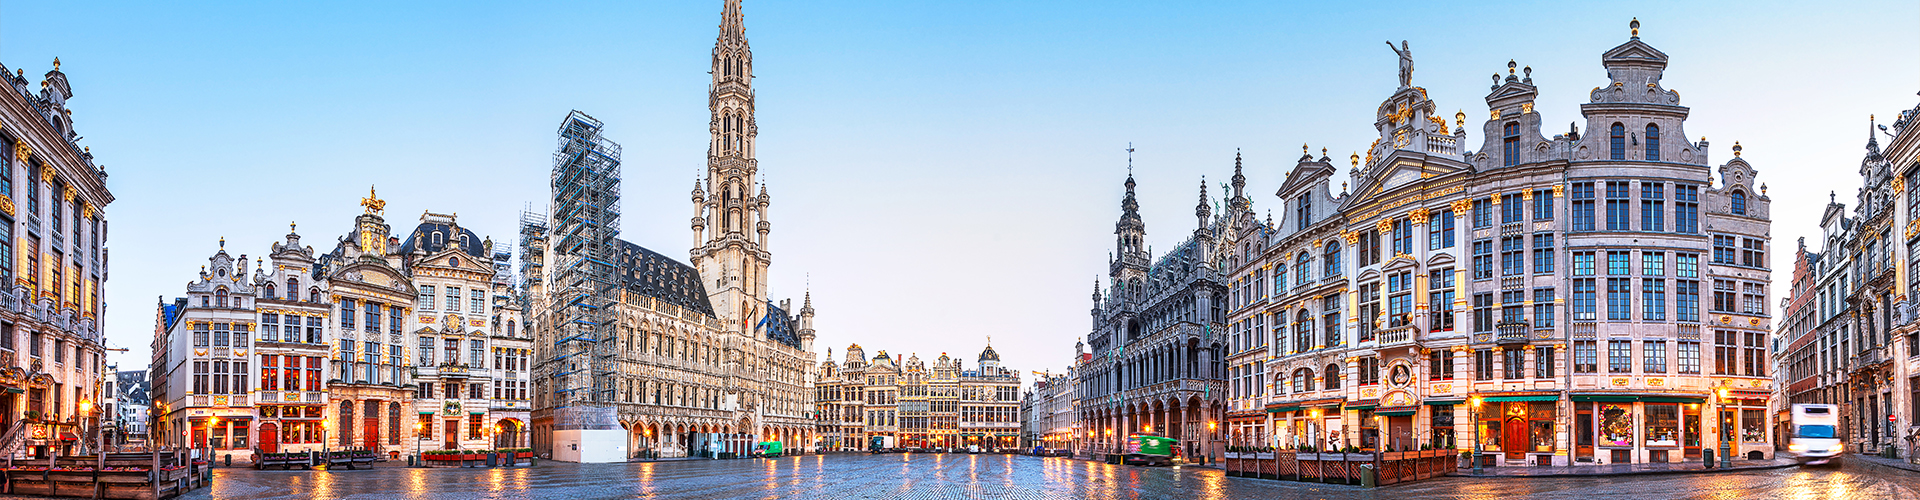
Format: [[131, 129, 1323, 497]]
[[546, 110, 622, 414]]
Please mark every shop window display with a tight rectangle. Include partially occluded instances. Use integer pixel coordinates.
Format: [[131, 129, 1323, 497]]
[[1645, 404, 1678, 447], [1599, 403, 1633, 447], [1529, 402, 1556, 452]]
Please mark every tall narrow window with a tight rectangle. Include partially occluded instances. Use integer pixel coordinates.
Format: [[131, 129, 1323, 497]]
[[1429, 268, 1456, 332], [1609, 123, 1626, 160], [1472, 239, 1494, 279], [1429, 209, 1455, 250], [1572, 279, 1597, 321], [1641, 182, 1665, 232], [1643, 279, 1667, 321], [1533, 189, 1553, 220], [340, 298, 356, 330], [1324, 242, 1341, 278], [1644, 124, 1660, 161], [1387, 271, 1412, 327], [1675, 184, 1699, 233], [1731, 190, 1748, 216], [1533, 288, 1556, 328], [1503, 122, 1521, 166], [1532, 233, 1554, 274], [1605, 181, 1630, 231], [1501, 194, 1523, 223], [1571, 182, 1596, 232], [1501, 236, 1524, 276], [419, 285, 436, 311], [1297, 194, 1312, 232]]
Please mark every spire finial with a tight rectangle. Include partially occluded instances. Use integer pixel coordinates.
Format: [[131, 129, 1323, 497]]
[[1126, 142, 1135, 175], [1350, 152, 1360, 168], [1630, 18, 1640, 38], [219, 237, 225, 249], [290, 221, 297, 233], [1732, 141, 1742, 157], [52, 58, 60, 72]]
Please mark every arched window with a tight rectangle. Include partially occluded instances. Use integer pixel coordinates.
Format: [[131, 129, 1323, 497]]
[[1609, 122, 1626, 160], [1645, 124, 1661, 161], [215, 289, 229, 308], [1323, 363, 1341, 390], [1731, 190, 1747, 216], [309, 287, 321, 303], [1295, 252, 1312, 286], [287, 279, 300, 301], [1503, 121, 1521, 166], [262, 283, 275, 300], [507, 320, 516, 337]]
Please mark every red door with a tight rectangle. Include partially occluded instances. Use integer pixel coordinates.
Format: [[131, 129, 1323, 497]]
[[364, 418, 380, 450], [1504, 416, 1527, 460], [258, 424, 279, 453]]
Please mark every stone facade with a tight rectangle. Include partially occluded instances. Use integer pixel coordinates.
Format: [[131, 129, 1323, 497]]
[[527, 0, 817, 461], [816, 345, 1019, 451], [0, 58, 113, 459], [1204, 22, 1772, 467], [1020, 366, 1077, 452], [1077, 156, 1231, 461], [152, 195, 533, 460], [1811, 95, 1920, 461]]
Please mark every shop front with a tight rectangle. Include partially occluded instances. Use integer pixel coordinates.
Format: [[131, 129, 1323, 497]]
[[1475, 395, 1560, 466], [1570, 394, 1708, 464]]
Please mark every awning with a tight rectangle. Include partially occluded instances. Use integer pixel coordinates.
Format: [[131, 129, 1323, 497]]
[[1347, 405, 1376, 411], [1375, 406, 1419, 417], [1484, 396, 1559, 403], [1640, 396, 1706, 404], [1571, 395, 1639, 402], [1266, 406, 1300, 414], [57, 433, 77, 441], [1423, 399, 1464, 406]]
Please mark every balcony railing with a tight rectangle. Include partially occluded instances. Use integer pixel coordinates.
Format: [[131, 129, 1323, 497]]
[[1378, 324, 1417, 347], [1496, 322, 1529, 344]]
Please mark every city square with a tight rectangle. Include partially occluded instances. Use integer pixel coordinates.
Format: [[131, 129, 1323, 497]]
[[85, 454, 1920, 500], [0, 0, 1917, 498]]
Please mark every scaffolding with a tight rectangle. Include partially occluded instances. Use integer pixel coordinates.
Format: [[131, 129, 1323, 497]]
[[547, 110, 622, 411]]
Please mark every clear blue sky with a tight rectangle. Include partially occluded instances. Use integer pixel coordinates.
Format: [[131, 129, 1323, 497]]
[[2, 1, 1914, 379]]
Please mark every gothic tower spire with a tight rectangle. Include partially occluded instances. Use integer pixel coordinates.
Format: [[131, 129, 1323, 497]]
[[694, 0, 769, 339]]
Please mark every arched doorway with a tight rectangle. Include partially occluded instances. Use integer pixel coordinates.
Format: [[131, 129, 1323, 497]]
[[494, 419, 524, 449]]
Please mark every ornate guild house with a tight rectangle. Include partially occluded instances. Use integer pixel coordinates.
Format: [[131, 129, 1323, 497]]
[[1094, 20, 1774, 467]]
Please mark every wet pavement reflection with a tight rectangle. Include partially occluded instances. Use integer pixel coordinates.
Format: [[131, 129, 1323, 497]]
[[63, 452, 1919, 500]]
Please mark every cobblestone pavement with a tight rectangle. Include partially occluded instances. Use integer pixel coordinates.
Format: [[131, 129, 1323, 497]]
[[121, 453, 1920, 499]]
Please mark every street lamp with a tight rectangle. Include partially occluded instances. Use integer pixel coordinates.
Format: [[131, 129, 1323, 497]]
[[1471, 396, 1483, 474], [1310, 408, 1323, 452]]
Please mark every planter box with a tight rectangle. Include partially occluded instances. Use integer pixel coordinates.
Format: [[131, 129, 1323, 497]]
[[515, 452, 533, 459], [1255, 452, 1274, 460]]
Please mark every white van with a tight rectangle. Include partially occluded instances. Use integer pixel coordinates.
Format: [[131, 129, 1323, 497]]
[[1788, 404, 1842, 465]]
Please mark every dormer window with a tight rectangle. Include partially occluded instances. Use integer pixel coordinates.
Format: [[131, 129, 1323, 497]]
[[1503, 121, 1521, 166], [1610, 123, 1626, 160], [215, 289, 229, 308], [1731, 190, 1747, 216], [1645, 124, 1661, 161]]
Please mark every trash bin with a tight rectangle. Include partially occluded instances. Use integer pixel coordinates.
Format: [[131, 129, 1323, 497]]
[[1702, 448, 1715, 468], [486, 453, 498, 467], [1359, 464, 1377, 488]]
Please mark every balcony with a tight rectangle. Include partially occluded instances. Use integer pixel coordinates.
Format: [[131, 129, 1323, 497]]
[[1496, 322, 1529, 344], [1377, 324, 1417, 347]]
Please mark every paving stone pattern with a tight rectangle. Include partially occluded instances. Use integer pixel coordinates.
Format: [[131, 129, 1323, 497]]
[[21, 453, 1914, 500]]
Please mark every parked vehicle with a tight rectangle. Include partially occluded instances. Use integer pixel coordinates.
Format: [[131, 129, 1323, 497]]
[[754, 441, 784, 458], [1788, 404, 1842, 465]]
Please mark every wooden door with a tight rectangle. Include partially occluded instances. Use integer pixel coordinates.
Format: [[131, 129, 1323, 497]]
[[1504, 416, 1527, 460], [444, 420, 458, 450], [258, 423, 279, 453], [363, 418, 380, 450]]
